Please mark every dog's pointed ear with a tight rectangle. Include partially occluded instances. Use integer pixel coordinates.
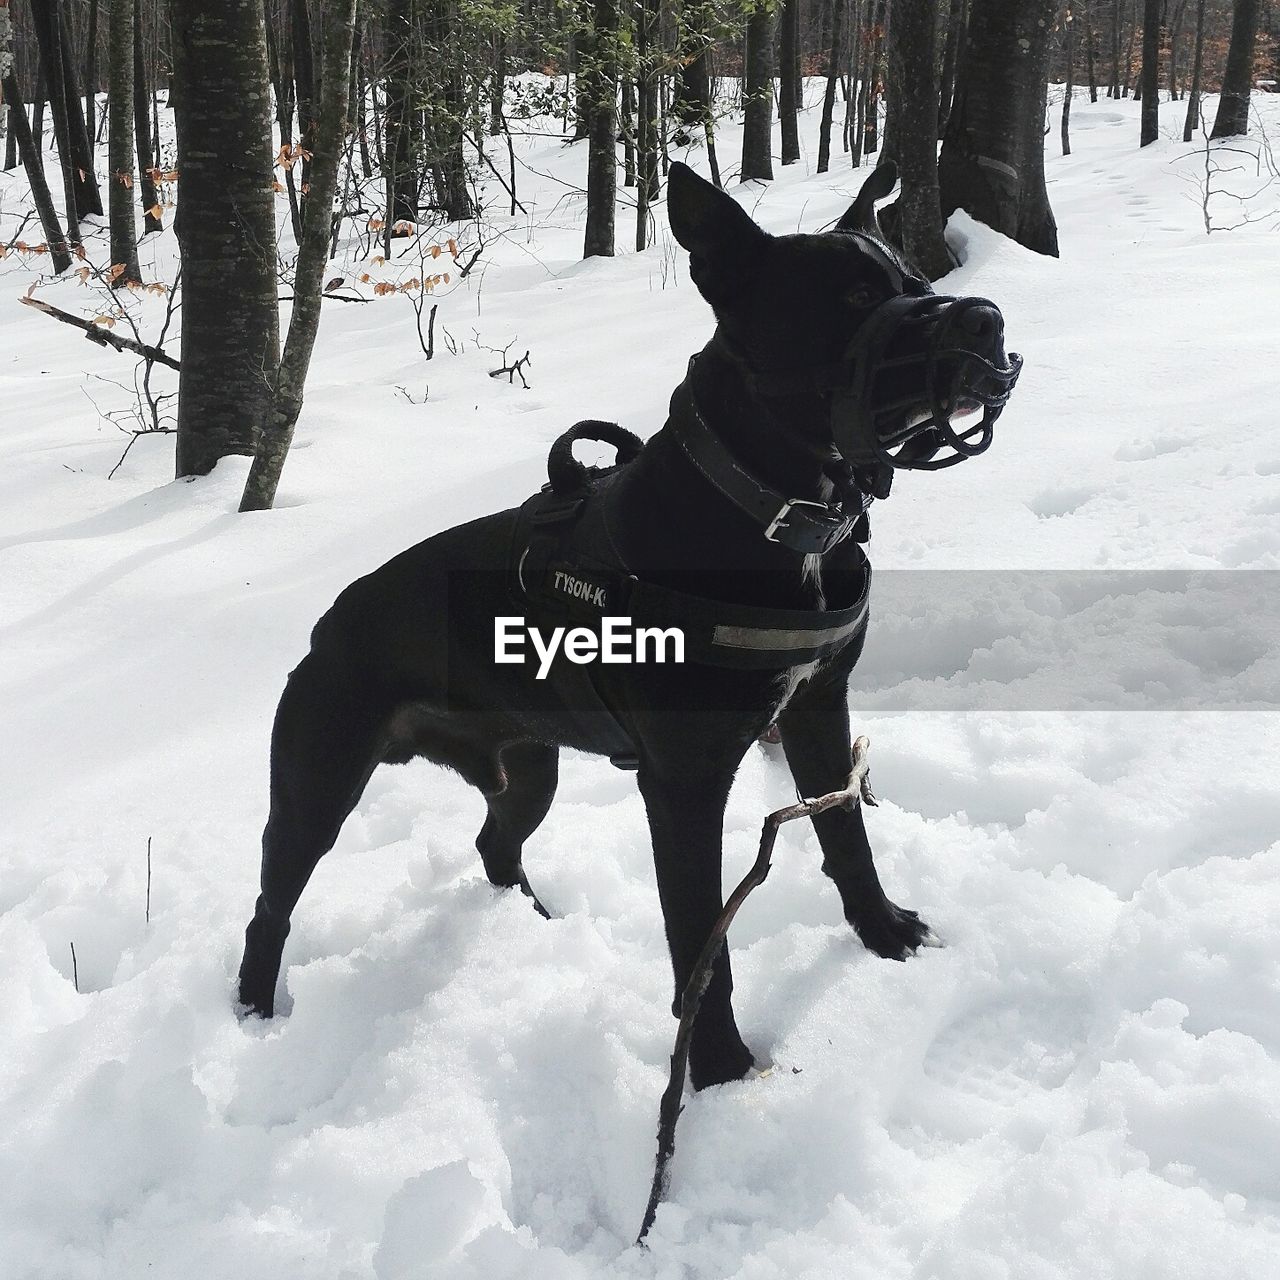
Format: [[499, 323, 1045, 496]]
[[836, 162, 898, 236], [667, 162, 767, 288]]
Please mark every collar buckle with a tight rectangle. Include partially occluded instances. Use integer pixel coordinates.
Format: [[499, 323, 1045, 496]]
[[764, 498, 855, 553]]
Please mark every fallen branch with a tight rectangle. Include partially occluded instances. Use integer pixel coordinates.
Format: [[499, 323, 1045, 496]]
[[636, 735, 878, 1246], [20, 295, 181, 370], [489, 348, 530, 388]]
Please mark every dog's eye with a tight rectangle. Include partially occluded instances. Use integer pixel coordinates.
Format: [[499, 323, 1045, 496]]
[[849, 288, 875, 309]]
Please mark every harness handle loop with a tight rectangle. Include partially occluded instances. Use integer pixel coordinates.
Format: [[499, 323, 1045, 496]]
[[547, 420, 645, 496]]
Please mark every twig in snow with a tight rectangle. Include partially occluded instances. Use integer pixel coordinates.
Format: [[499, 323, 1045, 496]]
[[488, 346, 531, 388], [636, 736, 878, 1246], [146, 836, 152, 925], [70, 941, 79, 993]]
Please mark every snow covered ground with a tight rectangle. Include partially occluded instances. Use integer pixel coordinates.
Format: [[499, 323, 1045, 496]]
[[1, 85, 1278, 1279]]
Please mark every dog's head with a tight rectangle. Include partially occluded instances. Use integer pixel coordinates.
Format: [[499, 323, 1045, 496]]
[[666, 162, 1023, 497]]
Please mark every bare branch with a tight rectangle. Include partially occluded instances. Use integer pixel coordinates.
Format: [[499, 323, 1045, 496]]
[[20, 294, 181, 369]]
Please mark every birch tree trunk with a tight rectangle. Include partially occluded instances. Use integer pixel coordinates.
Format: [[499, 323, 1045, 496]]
[[170, 0, 280, 477], [241, 0, 358, 511]]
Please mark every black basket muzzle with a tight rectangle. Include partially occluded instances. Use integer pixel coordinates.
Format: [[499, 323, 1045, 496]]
[[833, 292, 1023, 496]]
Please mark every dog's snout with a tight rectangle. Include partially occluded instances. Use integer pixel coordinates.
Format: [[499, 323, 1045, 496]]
[[958, 304, 1001, 339]]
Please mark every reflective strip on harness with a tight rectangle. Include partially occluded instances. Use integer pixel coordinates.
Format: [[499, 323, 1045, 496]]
[[712, 597, 869, 654]]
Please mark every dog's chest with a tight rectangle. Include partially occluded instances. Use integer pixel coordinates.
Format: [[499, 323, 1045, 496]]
[[770, 555, 828, 716]]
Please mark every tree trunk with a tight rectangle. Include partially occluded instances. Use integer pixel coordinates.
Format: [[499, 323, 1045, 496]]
[[383, 0, 417, 232], [170, 0, 280, 477], [1123, 0, 1138, 95], [888, 0, 950, 279], [2, 5, 73, 271], [741, 1, 774, 180], [636, 0, 658, 249], [1139, 0, 1159, 144], [34, 1, 103, 217], [32, 66, 44, 159], [1062, 5, 1074, 156], [134, 0, 160, 233], [84, 0, 97, 146], [490, 33, 505, 136], [938, 0, 1059, 256], [1109, 0, 1122, 95], [672, 12, 710, 133], [938, 0, 966, 133], [582, 0, 616, 256], [1084, 1, 1098, 101], [29, 0, 81, 238], [1210, 0, 1258, 139], [817, 0, 845, 173], [107, 0, 140, 282], [1182, 0, 1205, 140], [621, 75, 635, 185], [847, 0, 864, 162], [863, 0, 887, 157], [241, 0, 358, 512], [779, 0, 800, 164], [292, 0, 317, 197], [1168, 0, 1187, 99]]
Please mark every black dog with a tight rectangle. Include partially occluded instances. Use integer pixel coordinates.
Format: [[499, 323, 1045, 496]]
[[237, 163, 1021, 1090]]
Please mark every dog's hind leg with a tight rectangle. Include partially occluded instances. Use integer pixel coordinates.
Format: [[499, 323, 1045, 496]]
[[237, 654, 388, 1018], [777, 670, 937, 960], [475, 740, 558, 917]]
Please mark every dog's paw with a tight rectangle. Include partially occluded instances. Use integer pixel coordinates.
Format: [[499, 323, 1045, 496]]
[[689, 1038, 756, 1091], [850, 899, 941, 961]]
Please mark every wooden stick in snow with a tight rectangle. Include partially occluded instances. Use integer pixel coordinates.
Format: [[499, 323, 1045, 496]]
[[636, 735, 878, 1245]]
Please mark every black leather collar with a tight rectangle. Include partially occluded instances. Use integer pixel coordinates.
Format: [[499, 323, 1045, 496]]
[[670, 380, 869, 556]]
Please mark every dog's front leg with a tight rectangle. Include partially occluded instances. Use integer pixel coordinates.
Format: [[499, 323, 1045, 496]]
[[637, 760, 755, 1090], [778, 672, 936, 959]]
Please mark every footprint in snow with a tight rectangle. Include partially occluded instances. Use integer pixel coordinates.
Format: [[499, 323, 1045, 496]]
[[1027, 486, 1095, 519], [1114, 435, 1194, 461]]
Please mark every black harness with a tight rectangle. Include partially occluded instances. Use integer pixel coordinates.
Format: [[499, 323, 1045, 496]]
[[509, 414, 872, 769]]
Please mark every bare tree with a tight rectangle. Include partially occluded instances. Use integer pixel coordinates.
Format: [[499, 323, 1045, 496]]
[[107, 0, 141, 282], [170, 0, 280, 477], [1211, 0, 1259, 138], [241, 0, 359, 511], [741, 0, 774, 181], [1182, 0, 1207, 142], [2, 0, 73, 271], [817, 0, 846, 173], [888, 0, 951, 278], [1140, 0, 1160, 145], [779, 0, 800, 165], [938, 0, 1059, 256], [582, 0, 618, 257]]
